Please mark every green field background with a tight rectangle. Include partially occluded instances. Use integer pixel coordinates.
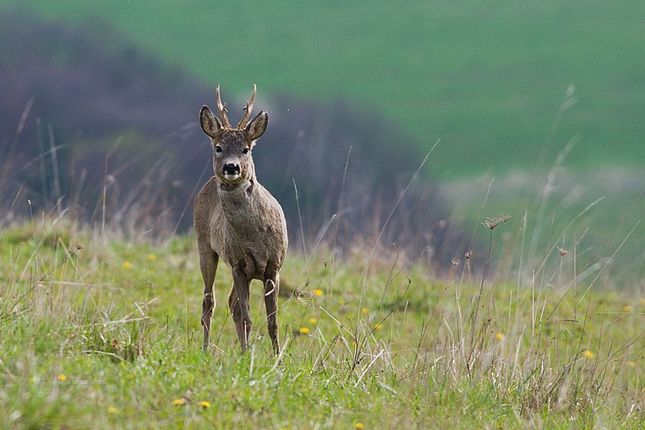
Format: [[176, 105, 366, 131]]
[[5, 0, 645, 178]]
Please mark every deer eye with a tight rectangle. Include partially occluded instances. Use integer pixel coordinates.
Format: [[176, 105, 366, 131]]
[[215, 146, 222, 153], [242, 148, 249, 154]]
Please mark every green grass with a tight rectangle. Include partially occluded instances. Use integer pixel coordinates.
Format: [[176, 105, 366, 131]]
[[441, 167, 645, 280], [3, 0, 645, 178], [1, 219, 643, 428]]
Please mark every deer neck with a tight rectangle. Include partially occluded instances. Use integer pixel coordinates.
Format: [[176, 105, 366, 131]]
[[218, 177, 254, 193], [217, 174, 259, 224]]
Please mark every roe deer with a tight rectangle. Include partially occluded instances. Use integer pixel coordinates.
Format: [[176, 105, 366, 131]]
[[193, 85, 288, 354]]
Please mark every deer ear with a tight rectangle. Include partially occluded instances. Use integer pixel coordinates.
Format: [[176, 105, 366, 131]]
[[245, 111, 268, 141], [200, 106, 222, 138]]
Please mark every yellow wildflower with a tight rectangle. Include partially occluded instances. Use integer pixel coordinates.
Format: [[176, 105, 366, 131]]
[[313, 289, 323, 297], [299, 327, 310, 335], [495, 332, 504, 341], [172, 398, 186, 406], [122, 261, 133, 270], [361, 307, 369, 316], [107, 406, 118, 415], [623, 305, 632, 313], [146, 254, 157, 262], [373, 323, 383, 332], [308, 318, 318, 325], [354, 423, 365, 430], [198, 401, 210, 409], [57, 374, 67, 382], [582, 350, 594, 360]]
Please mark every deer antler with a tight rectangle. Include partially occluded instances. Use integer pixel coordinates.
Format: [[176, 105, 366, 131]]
[[215, 85, 232, 128], [237, 84, 257, 129]]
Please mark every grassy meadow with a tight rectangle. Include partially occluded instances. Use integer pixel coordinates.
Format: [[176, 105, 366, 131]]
[[1, 2, 644, 428], [0, 217, 643, 429]]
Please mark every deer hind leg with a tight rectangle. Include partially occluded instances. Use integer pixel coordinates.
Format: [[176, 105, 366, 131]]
[[230, 263, 252, 352], [263, 271, 280, 355], [199, 246, 218, 351]]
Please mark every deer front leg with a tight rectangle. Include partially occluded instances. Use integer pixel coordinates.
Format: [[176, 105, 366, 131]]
[[198, 245, 218, 351], [229, 263, 252, 352], [263, 271, 280, 355]]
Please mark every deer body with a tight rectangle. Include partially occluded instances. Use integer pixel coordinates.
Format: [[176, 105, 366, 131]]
[[194, 86, 287, 354]]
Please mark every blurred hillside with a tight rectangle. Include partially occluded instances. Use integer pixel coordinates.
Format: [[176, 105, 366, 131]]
[[5, 0, 645, 178], [1, 3, 643, 277], [0, 10, 465, 265]]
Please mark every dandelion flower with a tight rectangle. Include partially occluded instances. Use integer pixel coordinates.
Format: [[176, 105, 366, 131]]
[[354, 422, 365, 430], [146, 254, 157, 262], [361, 307, 369, 316], [122, 261, 133, 270], [107, 406, 118, 415], [198, 401, 210, 409], [299, 327, 310, 335], [172, 398, 186, 406], [495, 332, 504, 341], [623, 305, 633, 313], [313, 289, 323, 297], [57, 374, 67, 382], [373, 323, 383, 332], [582, 350, 594, 360], [308, 318, 318, 325]]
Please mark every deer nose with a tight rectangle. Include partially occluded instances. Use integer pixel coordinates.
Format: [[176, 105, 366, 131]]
[[223, 163, 240, 175]]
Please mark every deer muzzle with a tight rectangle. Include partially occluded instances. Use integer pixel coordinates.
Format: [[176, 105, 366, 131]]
[[222, 163, 241, 181]]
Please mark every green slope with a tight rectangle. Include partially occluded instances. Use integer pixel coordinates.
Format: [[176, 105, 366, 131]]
[[3, 1, 645, 178]]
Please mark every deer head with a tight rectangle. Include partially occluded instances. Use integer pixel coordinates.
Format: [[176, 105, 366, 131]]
[[199, 85, 268, 187]]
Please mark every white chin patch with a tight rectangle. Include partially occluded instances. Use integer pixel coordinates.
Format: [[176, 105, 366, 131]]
[[223, 173, 240, 182]]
